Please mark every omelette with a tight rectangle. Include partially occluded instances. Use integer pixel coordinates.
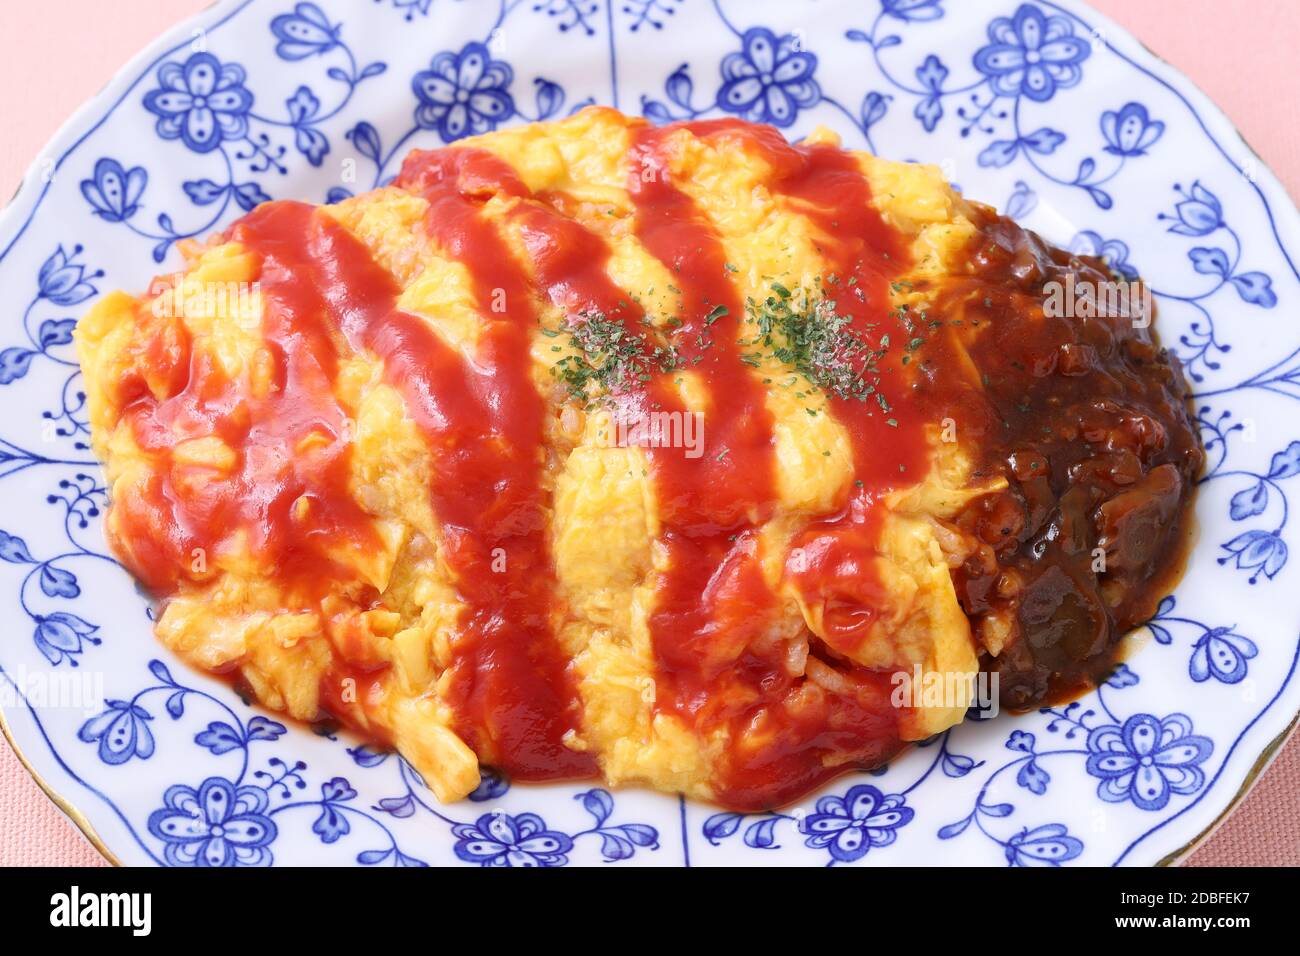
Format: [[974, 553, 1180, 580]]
[[75, 108, 1201, 810]]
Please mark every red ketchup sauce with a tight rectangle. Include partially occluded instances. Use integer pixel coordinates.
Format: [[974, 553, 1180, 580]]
[[114, 255, 382, 598], [648, 121, 937, 806]]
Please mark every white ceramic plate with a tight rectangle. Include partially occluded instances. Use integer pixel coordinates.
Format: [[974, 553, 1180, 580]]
[[2, 0, 1297, 867]]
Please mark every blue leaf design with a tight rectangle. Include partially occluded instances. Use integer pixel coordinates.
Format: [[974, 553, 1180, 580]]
[[641, 98, 672, 125], [376, 795, 416, 818], [1230, 272, 1278, 308], [1229, 482, 1268, 520], [703, 811, 743, 844], [578, 788, 614, 827], [320, 776, 356, 802], [1084, 185, 1114, 209], [165, 690, 186, 718], [982, 802, 1014, 817], [357, 848, 391, 865], [183, 179, 228, 205], [1106, 663, 1140, 688], [1005, 180, 1037, 220], [233, 182, 272, 212], [0, 530, 33, 563], [978, 139, 1020, 168], [913, 54, 947, 131], [534, 78, 564, 120], [39, 564, 79, 598], [743, 817, 781, 849], [597, 831, 635, 861], [246, 715, 287, 742], [1016, 759, 1051, 795], [942, 752, 976, 777], [1006, 730, 1035, 753], [148, 659, 174, 684], [195, 721, 244, 755], [1189, 246, 1230, 278], [468, 767, 509, 801], [347, 744, 389, 768], [614, 823, 658, 847], [882, 0, 945, 22], [38, 319, 77, 348], [938, 816, 971, 839], [861, 91, 890, 130], [347, 122, 382, 163], [0, 348, 35, 385], [664, 64, 693, 110], [1269, 441, 1300, 479], [1023, 128, 1065, 154], [312, 804, 350, 843]]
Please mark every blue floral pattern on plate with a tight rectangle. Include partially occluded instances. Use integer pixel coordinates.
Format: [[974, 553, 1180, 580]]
[[0, 0, 1297, 866]]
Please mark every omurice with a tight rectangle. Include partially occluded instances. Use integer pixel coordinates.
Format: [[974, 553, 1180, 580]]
[[74, 108, 1201, 811]]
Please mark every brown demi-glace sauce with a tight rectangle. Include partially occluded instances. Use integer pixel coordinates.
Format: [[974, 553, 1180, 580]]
[[926, 209, 1202, 708], [106, 115, 1202, 810]]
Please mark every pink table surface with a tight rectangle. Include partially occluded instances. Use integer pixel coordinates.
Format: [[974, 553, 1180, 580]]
[[1, 0, 1297, 868]]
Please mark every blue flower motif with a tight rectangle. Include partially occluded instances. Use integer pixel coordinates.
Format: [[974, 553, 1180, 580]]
[[452, 811, 573, 867], [33, 611, 100, 666], [78, 700, 155, 765], [973, 4, 1091, 103], [270, 2, 341, 60], [412, 42, 515, 143], [1070, 230, 1139, 280], [1220, 529, 1287, 583], [147, 777, 277, 866], [143, 52, 254, 153], [717, 27, 820, 128], [1004, 824, 1084, 866], [1101, 102, 1164, 157], [799, 784, 913, 863], [1190, 627, 1258, 684], [1085, 714, 1212, 811], [37, 245, 100, 306], [80, 158, 147, 223], [1166, 181, 1224, 237], [882, 0, 945, 22]]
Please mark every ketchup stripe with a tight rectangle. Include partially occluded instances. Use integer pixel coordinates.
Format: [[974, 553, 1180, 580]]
[[232, 199, 595, 780], [117, 223, 382, 595]]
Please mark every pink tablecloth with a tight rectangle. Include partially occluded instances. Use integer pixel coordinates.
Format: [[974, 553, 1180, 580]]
[[0, 0, 1296, 867]]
